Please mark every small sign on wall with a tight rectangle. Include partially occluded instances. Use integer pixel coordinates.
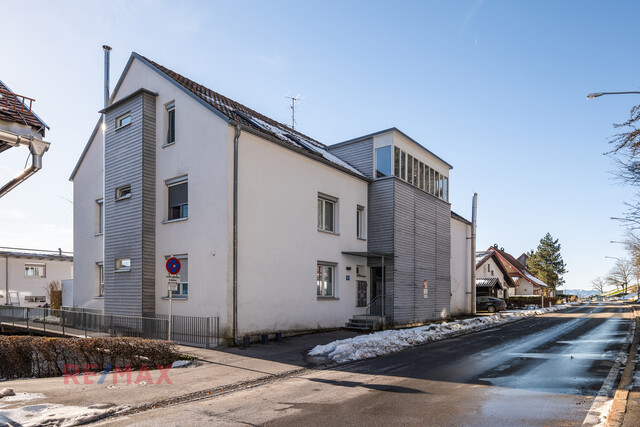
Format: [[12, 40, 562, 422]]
[[423, 279, 428, 298]]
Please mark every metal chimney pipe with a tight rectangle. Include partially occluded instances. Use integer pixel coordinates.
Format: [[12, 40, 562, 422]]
[[103, 45, 112, 108]]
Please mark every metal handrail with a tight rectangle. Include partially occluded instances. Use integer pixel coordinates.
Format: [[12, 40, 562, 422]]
[[365, 295, 383, 315]]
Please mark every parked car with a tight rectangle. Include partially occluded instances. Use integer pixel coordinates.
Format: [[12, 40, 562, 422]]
[[476, 296, 506, 313]]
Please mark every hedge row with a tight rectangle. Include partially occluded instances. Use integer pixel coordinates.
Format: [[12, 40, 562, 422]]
[[0, 336, 179, 379], [506, 296, 564, 309]]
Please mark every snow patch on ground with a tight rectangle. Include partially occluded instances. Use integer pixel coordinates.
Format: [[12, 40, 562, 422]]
[[309, 305, 574, 364], [0, 402, 123, 426]]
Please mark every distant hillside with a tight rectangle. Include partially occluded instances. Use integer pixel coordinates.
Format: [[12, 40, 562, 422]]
[[562, 289, 599, 298]]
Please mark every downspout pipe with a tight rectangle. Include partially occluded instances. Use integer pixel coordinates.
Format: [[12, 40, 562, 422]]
[[4, 255, 8, 306], [0, 131, 50, 198], [103, 45, 111, 108], [471, 193, 478, 314], [233, 124, 241, 345]]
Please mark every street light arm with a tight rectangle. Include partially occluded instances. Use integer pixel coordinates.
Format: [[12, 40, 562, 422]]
[[587, 91, 640, 100]]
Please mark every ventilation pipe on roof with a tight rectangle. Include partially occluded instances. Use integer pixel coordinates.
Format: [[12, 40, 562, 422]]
[[103, 45, 112, 108], [0, 131, 50, 198]]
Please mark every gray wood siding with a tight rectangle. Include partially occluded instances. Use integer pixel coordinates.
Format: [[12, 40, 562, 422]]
[[328, 139, 373, 179], [367, 178, 395, 320], [104, 92, 157, 316], [392, 179, 451, 324]]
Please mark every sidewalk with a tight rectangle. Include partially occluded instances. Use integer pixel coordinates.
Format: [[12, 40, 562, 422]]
[[616, 303, 640, 427], [0, 330, 356, 413]]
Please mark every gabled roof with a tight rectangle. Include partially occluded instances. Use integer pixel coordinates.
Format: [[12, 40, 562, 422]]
[[475, 250, 516, 288], [487, 246, 549, 289], [135, 54, 364, 177], [71, 52, 369, 181], [0, 80, 49, 132]]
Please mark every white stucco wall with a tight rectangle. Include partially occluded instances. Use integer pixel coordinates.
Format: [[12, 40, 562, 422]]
[[112, 58, 232, 326], [514, 277, 537, 295], [476, 257, 508, 298], [450, 217, 471, 316], [236, 130, 369, 335], [71, 123, 105, 311], [0, 255, 73, 307]]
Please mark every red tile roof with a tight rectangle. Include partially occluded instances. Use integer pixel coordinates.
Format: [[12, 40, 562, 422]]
[[0, 80, 48, 133]]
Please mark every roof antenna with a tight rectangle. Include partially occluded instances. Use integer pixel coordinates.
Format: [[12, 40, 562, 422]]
[[284, 92, 304, 130]]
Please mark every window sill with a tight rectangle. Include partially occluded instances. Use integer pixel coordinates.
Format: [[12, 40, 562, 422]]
[[317, 229, 340, 236], [94, 296, 105, 299], [94, 233, 104, 237], [162, 217, 188, 225], [162, 142, 175, 148], [317, 296, 339, 301], [357, 237, 366, 241], [161, 296, 188, 300], [115, 122, 131, 131], [115, 269, 131, 273], [115, 194, 131, 202]]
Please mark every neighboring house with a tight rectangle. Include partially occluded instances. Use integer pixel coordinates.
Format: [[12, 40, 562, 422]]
[[70, 52, 472, 340], [485, 246, 549, 296], [0, 80, 50, 198], [475, 250, 515, 298], [0, 247, 73, 307]]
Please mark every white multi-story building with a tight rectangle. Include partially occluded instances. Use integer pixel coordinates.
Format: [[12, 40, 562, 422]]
[[70, 52, 473, 340]]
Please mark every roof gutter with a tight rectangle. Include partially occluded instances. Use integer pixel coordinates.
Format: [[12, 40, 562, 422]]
[[0, 129, 50, 198]]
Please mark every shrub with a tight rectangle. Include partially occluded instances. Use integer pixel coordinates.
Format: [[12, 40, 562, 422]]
[[45, 281, 62, 309], [0, 336, 179, 380]]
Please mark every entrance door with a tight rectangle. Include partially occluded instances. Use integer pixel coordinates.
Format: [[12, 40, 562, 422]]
[[370, 267, 384, 316]]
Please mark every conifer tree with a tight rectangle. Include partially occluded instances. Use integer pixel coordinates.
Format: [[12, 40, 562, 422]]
[[526, 233, 568, 292]]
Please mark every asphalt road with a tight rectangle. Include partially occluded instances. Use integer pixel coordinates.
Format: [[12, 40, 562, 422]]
[[101, 302, 633, 427]]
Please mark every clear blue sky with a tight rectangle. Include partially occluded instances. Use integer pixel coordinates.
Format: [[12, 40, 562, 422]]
[[1, 0, 638, 290]]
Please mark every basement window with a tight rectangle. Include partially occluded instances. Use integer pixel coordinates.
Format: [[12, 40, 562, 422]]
[[115, 112, 132, 129]]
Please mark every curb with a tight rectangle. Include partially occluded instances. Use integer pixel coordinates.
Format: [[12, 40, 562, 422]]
[[606, 304, 640, 426]]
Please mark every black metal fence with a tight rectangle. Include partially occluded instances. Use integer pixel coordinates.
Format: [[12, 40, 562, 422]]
[[0, 306, 220, 348]]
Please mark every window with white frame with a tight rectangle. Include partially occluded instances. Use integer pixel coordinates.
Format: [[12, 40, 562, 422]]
[[317, 263, 336, 297], [96, 262, 104, 297], [115, 258, 131, 272], [167, 255, 188, 298], [317, 195, 337, 233], [356, 205, 365, 239], [375, 146, 392, 178], [25, 263, 46, 278], [25, 295, 46, 303], [167, 177, 188, 220], [166, 102, 176, 145], [96, 199, 104, 234], [115, 112, 132, 129], [115, 185, 131, 201]]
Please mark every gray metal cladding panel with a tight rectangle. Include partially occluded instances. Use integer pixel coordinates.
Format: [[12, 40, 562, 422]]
[[103, 92, 157, 316], [392, 179, 451, 323], [141, 92, 156, 316], [368, 179, 394, 254], [328, 138, 373, 179]]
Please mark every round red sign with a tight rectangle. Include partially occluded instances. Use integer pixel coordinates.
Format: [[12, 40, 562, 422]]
[[166, 257, 181, 274]]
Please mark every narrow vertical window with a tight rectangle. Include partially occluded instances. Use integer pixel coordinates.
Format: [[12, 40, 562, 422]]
[[394, 147, 400, 178], [413, 158, 419, 187], [400, 151, 406, 180], [435, 171, 440, 198], [375, 146, 391, 178], [357, 205, 365, 239], [429, 168, 435, 195], [407, 155, 413, 185], [166, 102, 176, 145], [444, 176, 449, 201], [419, 162, 425, 190], [96, 262, 104, 297], [96, 199, 104, 234]]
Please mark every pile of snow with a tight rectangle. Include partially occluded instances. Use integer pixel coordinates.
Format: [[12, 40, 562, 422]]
[[309, 304, 572, 364], [0, 402, 121, 426]]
